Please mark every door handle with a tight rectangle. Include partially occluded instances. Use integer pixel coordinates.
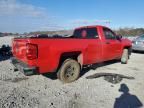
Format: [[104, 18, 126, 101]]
[[105, 42, 110, 44]]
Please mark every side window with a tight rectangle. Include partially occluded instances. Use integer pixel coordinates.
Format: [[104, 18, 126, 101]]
[[73, 28, 99, 39], [103, 28, 116, 40]]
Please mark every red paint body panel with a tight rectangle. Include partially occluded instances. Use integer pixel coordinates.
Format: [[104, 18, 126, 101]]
[[12, 26, 132, 74]]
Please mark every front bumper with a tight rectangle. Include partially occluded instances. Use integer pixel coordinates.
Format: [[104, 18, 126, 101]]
[[11, 57, 38, 76]]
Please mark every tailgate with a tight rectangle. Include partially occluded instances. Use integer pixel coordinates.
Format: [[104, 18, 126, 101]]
[[12, 38, 28, 63]]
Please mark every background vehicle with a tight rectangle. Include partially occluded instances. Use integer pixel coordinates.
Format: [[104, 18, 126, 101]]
[[132, 35, 144, 52], [11, 25, 132, 83]]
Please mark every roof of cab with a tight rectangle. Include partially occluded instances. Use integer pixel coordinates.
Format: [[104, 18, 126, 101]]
[[75, 25, 108, 30]]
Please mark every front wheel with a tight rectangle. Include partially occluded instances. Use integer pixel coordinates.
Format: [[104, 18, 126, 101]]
[[121, 49, 129, 64], [57, 59, 80, 83]]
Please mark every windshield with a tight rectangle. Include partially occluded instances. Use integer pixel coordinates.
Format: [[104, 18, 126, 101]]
[[136, 35, 144, 40]]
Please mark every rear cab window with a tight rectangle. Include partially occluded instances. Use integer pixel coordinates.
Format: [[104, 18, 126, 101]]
[[73, 28, 99, 39]]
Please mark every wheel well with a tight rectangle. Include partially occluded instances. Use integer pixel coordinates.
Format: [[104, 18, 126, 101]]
[[58, 51, 82, 70], [123, 46, 132, 55]]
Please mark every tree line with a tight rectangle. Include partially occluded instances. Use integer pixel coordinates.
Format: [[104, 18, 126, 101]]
[[0, 32, 19, 37], [1, 27, 144, 37], [30, 27, 144, 37], [114, 27, 144, 36]]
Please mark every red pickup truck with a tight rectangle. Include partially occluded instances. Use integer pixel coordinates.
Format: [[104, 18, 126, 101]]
[[11, 25, 132, 83]]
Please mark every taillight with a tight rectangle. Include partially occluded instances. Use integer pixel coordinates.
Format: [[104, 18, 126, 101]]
[[26, 43, 38, 60]]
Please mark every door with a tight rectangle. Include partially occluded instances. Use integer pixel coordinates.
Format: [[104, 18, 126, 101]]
[[74, 27, 102, 64], [103, 28, 122, 60]]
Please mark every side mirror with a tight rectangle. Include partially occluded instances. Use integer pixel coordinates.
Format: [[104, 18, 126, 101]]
[[116, 35, 122, 40]]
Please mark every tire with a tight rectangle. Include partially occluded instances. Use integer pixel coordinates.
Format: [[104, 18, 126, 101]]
[[121, 49, 129, 64], [57, 59, 80, 83]]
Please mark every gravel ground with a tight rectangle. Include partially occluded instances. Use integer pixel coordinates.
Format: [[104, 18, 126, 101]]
[[0, 36, 144, 108], [0, 36, 14, 47]]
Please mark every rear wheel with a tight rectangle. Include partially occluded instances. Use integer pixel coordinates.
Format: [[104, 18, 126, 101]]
[[57, 59, 80, 83], [121, 49, 129, 64]]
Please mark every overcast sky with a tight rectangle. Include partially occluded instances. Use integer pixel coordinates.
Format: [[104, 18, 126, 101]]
[[0, 0, 144, 33]]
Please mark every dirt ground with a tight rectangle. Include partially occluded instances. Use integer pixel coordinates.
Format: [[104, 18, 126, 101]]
[[0, 36, 144, 108]]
